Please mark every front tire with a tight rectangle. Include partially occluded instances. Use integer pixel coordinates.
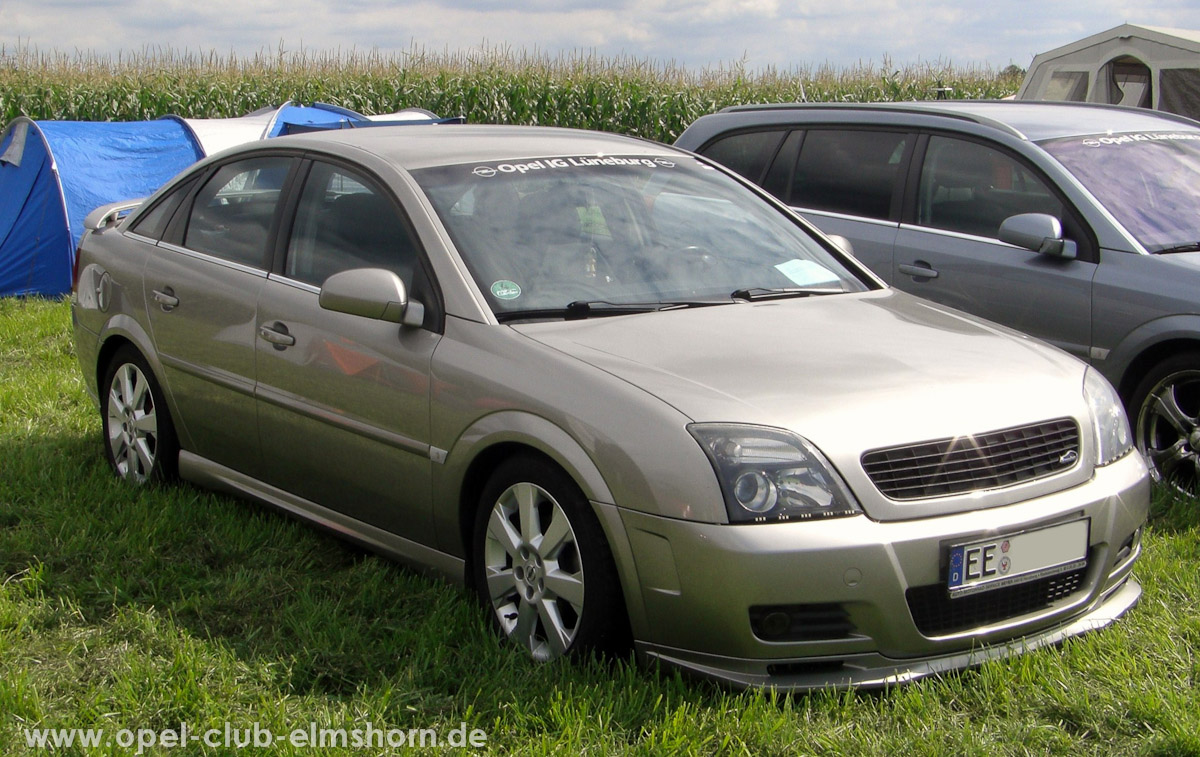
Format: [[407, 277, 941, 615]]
[[101, 346, 179, 484], [1130, 352, 1200, 495], [471, 455, 627, 661]]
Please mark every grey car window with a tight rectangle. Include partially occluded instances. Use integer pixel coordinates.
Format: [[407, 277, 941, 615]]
[[183, 156, 292, 268], [129, 175, 199, 241], [790, 130, 908, 220], [285, 162, 420, 288], [1041, 132, 1200, 252], [698, 130, 785, 183], [918, 136, 1062, 239]]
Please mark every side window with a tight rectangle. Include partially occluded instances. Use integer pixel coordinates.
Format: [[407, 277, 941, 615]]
[[918, 136, 1063, 239], [791, 130, 909, 220], [285, 162, 421, 290], [698, 130, 785, 183], [183, 156, 292, 267], [1041, 71, 1090, 102], [129, 176, 199, 241]]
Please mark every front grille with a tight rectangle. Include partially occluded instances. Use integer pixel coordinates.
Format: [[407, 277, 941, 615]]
[[905, 565, 1088, 636], [861, 418, 1080, 500]]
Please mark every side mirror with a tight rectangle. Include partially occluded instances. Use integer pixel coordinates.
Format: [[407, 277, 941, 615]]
[[826, 234, 855, 256], [998, 213, 1078, 260], [319, 268, 425, 327]]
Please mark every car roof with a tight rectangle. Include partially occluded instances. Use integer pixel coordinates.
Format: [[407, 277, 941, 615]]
[[238, 124, 678, 170], [715, 100, 1200, 142]]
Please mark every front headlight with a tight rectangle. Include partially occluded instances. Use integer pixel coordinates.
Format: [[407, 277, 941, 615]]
[[688, 424, 861, 523], [1084, 368, 1133, 466]]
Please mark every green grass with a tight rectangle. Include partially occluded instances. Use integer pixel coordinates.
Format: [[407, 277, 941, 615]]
[[0, 47, 1022, 143], [1, 297, 1198, 755]]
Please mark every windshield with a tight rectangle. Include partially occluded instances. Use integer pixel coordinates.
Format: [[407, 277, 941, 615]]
[[1040, 131, 1200, 252], [411, 154, 870, 318]]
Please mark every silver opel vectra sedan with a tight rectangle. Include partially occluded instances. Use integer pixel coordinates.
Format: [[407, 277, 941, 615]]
[[72, 124, 1149, 689]]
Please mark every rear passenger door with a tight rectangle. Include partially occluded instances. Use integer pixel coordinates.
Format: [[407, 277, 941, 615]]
[[892, 135, 1095, 359], [696, 127, 912, 280], [143, 154, 297, 474]]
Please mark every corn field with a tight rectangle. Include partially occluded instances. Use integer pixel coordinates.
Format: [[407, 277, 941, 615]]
[[0, 45, 1022, 143]]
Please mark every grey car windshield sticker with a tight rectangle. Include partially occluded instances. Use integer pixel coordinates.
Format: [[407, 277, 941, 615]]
[[1080, 132, 1200, 147]]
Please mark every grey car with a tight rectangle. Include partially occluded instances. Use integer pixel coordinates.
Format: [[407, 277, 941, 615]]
[[676, 101, 1200, 495], [72, 125, 1148, 689]]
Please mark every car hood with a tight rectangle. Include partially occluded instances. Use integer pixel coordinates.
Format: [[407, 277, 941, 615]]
[[513, 289, 1095, 520]]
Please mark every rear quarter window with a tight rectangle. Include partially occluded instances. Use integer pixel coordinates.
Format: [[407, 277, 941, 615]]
[[698, 130, 785, 183]]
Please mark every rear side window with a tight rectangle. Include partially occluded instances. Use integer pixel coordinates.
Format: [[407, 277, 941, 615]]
[[128, 176, 198, 241], [182, 156, 293, 268], [917, 136, 1062, 238], [790, 130, 909, 220], [698, 130, 785, 183]]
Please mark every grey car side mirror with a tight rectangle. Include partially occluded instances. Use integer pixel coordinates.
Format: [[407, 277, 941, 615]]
[[319, 267, 424, 327], [827, 234, 855, 256], [998, 213, 1078, 260]]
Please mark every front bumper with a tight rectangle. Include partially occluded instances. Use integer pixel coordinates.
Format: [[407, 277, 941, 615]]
[[601, 450, 1149, 690]]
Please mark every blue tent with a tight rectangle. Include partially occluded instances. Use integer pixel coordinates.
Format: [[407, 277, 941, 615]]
[[0, 104, 457, 297], [0, 117, 203, 296]]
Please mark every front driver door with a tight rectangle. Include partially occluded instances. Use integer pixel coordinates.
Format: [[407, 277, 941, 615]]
[[892, 135, 1095, 360], [253, 159, 441, 543]]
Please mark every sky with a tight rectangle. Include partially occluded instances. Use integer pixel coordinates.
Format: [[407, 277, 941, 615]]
[[3, 1, 1200, 72]]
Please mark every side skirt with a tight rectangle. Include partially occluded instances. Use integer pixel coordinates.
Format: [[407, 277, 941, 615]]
[[179, 451, 465, 584]]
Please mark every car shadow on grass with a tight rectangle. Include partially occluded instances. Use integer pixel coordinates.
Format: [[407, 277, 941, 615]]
[[0, 430, 702, 713]]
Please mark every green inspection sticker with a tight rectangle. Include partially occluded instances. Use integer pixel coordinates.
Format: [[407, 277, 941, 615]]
[[490, 280, 522, 300]]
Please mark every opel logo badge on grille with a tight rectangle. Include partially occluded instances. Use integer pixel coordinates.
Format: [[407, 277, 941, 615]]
[[1059, 449, 1079, 466]]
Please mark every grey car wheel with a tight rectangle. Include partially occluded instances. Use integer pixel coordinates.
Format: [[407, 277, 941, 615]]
[[472, 455, 627, 661], [1132, 353, 1200, 495], [101, 346, 178, 484]]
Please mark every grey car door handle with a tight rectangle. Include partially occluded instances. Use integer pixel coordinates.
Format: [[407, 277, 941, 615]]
[[899, 262, 940, 279], [258, 324, 296, 347], [152, 287, 180, 309]]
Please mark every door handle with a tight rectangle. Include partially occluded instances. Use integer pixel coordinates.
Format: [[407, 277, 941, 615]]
[[152, 287, 180, 310], [258, 323, 296, 348], [898, 262, 939, 280]]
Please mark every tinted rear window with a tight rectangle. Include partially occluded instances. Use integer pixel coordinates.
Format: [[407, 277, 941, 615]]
[[791, 130, 908, 220], [698, 130, 785, 183]]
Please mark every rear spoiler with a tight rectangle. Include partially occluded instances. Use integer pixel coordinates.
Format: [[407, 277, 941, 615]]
[[84, 198, 146, 232]]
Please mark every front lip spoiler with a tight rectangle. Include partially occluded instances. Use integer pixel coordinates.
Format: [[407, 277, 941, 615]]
[[636, 577, 1141, 691]]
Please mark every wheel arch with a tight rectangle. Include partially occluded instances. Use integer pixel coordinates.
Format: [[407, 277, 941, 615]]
[[94, 314, 161, 390], [1108, 326, 1200, 405], [438, 411, 617, 561]]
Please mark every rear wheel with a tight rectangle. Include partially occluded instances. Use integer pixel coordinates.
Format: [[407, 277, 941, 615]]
[[472, 455, 626, 661], [101, 346, 179, 484], [1131, 352, 1200, 495]]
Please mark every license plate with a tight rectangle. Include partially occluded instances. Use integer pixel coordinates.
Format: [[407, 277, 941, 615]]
[[947, 519, 1089, 597]]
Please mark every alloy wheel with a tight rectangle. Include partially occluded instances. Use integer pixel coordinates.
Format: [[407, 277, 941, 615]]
[[1136, 367, 1200, 494], [481, 481, 585, 661], [106, 361, 159, 484]]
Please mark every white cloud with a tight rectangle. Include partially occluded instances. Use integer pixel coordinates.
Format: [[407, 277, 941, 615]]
[[6, 0, 1200, 70]]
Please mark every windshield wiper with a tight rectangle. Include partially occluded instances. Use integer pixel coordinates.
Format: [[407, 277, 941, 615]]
[[1151, 242, 1200, 254], [494, 299, 722, 323], [730, 286, 843, 301]]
